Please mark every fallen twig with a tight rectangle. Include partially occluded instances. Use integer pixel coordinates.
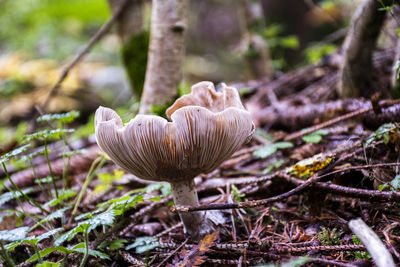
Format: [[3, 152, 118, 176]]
[[172, 171, 326, 212], [155, 238, 188, 267]]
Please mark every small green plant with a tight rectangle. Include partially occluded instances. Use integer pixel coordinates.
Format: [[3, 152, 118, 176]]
[[364, 123, 399, 147], [0, 110, 119, 266], [316, 227, 342, 245], [253, 142, 293, 159], [302, 129, 329, 144], [126, 236, 160, 254], [350, 235, 372, 260], [377, 174, 400, 192], [261, 23, 300, 70], [263, 159, 285, 174], [304, 43, 336, 64], [231, 184, 246, 202]]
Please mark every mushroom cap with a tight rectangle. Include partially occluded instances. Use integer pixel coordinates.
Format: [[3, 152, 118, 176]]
[[95, 81, 254, 182]]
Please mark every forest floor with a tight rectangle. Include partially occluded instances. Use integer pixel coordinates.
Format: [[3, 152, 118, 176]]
[[1, 48, 400, 267]]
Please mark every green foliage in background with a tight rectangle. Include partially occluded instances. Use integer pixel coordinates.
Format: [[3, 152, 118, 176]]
[[262, 24, 299, 70], [304, 43, 336, 64], [0, 0, 110, 58]]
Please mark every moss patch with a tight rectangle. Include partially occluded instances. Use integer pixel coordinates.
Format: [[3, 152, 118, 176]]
[[121, 31, 149, 99]]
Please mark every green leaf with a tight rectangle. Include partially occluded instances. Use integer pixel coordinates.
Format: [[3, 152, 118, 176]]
[[253, 142, 293, 159], [280, 35, 299, 49], [378, 5, 394, 11], [302, 134, 322, 143], [58, 149, 87, 158], [364, 134, 375, 147], [231, 184, 245, 203], [0, 188, 33, 206], [352, 235, 362, 244], [27, 247, 70, 263], [253, 145, 277, 159], [109, 239, 128, 251], [302, 129, 329, 143], [54, 225, 85, 246], [56, 210, 116, 246], [98, 195, 131, 208], [365, 123, 399, 147], [36, 228, 63, 242], [34, 176, 53, 185], [18, 147, 51, 163], [25, 129, 75, 141], [263, 159, 284, 174], [21, 228, 62, 246], [145, 184, 170, 201], [5, 241, 22, 251], [391, 175, 400, 190], [126, 236, 159, 254], [98, 194, 144, 214], [378, 183, 389, 191], [86, 210, 116, 232], [69, 243, 110, 260], [0, 226, 29, 241], [37, 111, 80, 123], [74, 210, 99, 221], [0, 144, 30, 163], [304, 43, 336, 63], [44, 189, 76, 207], [145, 182, 171, 196], [273, 142, 293, 149], [255, 128, 273, 141], [36, 261, 61, 267]]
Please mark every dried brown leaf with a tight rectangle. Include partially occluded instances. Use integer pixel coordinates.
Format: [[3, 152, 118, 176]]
[[175, 232, 219, 267]]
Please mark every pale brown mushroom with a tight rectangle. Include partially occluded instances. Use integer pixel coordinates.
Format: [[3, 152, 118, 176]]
[[95, 81, 254, 239]]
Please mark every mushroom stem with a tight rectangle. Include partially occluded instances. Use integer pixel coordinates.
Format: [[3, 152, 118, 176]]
[[170, 179, 213, 239]]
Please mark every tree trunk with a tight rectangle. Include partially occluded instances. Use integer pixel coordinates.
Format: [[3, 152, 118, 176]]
[[338, 0, 389, 98], [108, 0, 148, 99], [390, 5, 400, 97], [139, 0, 188, 115]]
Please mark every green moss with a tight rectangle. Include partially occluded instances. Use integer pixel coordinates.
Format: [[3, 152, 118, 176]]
[[121, 31, 149, 99]]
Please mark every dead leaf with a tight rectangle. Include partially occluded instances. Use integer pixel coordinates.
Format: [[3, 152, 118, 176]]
[[175, 232, 218, 267]]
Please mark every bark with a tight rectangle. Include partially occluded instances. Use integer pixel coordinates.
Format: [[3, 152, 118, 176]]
[[108, 0, 144, 44], [139, 0, 188, 115], [238, 0, 273, 79], [107, 0, 148, 98], [339, 0, 389, 98], [391, 38, 400, 93]]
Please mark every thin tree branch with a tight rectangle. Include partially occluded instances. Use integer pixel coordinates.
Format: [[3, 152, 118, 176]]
[[41, 0, 130, 111]]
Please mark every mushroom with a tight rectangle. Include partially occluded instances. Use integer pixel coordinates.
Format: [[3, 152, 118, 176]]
[[94, 81, 254, 239]]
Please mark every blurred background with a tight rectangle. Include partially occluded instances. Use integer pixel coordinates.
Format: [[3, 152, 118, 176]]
[[0, 0, 392, 150]]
